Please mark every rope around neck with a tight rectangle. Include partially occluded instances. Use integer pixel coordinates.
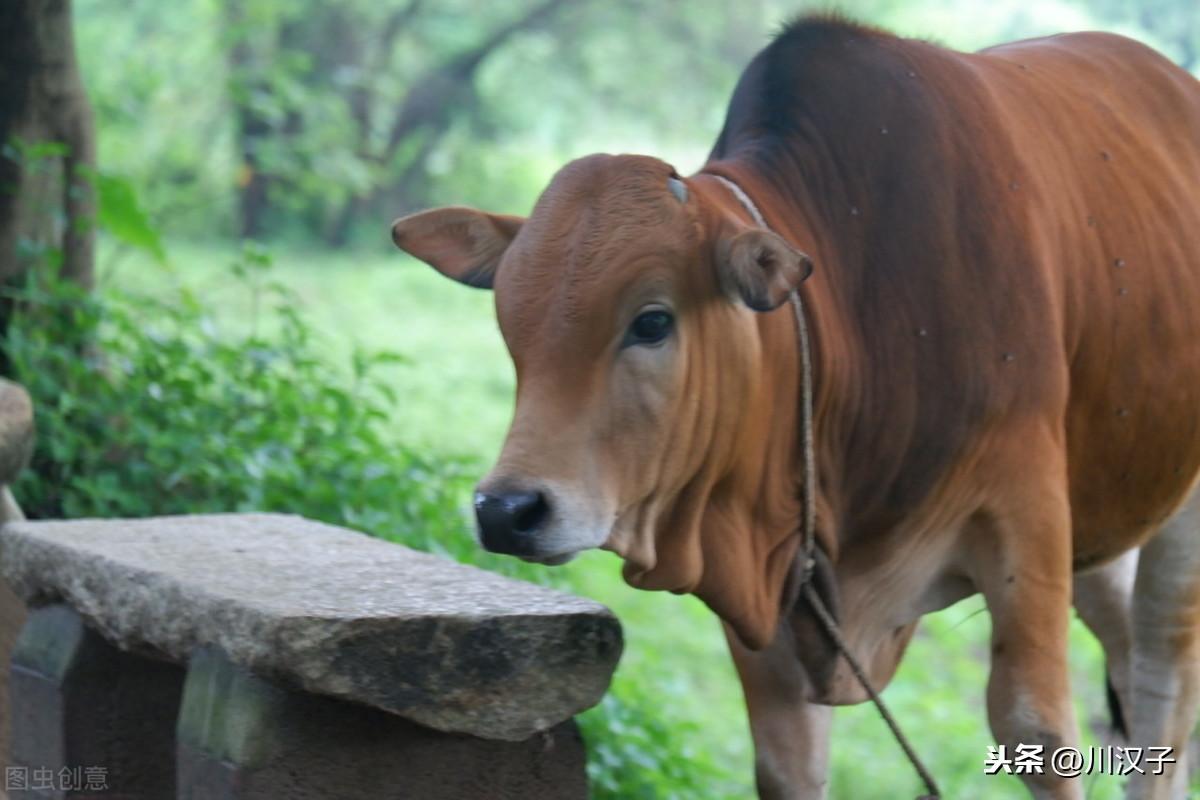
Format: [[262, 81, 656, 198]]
[[708, 173, 941, 800]]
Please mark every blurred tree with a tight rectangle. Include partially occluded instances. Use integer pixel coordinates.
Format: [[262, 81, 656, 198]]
[[0, 0, 95, 289], [222, 0, 307, 240], [74, 0, 1194, 249], [0, 0, 94, 376], [1083, 0, 1198, 71], [222, 0, 580, 244], [326, 0, 573, 246], [72, 0, 789, 245]]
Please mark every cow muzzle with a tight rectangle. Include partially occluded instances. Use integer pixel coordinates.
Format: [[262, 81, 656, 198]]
[[472, 472, 614, 565], [474, 487, 552, 557]]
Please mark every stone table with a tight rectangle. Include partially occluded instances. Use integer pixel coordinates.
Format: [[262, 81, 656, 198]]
[[1, 514, 623, 799]]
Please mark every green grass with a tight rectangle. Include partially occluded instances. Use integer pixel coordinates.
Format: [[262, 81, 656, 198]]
[[102, 237, 1157, 799]]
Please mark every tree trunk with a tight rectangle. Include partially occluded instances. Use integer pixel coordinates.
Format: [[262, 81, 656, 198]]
[[223, 0, 273, 240], [0, 0, 95, 289], [223, 1, 316, 241], [0, 0, 96, 376]]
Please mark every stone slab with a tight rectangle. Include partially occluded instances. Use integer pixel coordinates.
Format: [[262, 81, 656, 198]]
[[0, 379, 32, 486], [0, 514, 622, 741]]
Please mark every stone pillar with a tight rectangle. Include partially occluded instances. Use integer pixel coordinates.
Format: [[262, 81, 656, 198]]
[[176, 646, 587, 800], [0, 380, 34, 495], [0, 377, 35, 791], [0, 577, 26, 798], [8, 605, 184, 799]]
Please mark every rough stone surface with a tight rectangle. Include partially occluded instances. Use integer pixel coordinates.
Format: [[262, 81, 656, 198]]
[[0, 514, 622, 741], [0, 380, 33, 486], [0, 487, 24, 525], [177, 646, 588, 800]]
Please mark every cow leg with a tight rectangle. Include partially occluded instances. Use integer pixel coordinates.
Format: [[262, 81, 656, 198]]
[[973, 478, 1082, 800], [1072, 549, 1138, 740], [1124, 497, 1200, 800], [724, 622, 833, 800]]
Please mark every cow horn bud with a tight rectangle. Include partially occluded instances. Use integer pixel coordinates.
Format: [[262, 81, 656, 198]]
[[667, 176, 688, 204]]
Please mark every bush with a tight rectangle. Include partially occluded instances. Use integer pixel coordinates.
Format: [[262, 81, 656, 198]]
[[582, 674, 742, 799], [6, 251, 472, 560]]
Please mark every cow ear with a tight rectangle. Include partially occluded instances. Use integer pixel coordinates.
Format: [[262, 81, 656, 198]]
[[717, 229, 813, 311], [391, 206, 524, 289]]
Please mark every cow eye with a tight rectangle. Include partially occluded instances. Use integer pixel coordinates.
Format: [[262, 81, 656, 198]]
[[623, 309, 674, 347]]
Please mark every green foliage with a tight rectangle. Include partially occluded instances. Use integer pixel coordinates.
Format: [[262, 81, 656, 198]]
[[4, 139, 70, 161], [581, 673, 743, 799], [5, 252, 465, 552], [88, 169, 167, 265], [73, 0, 1196, 246], [74, 0, 237, 234]]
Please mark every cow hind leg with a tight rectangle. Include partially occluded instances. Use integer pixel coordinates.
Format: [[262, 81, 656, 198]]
[[724, 621, 833, 800], [1125, 497, 1200, 800], [1073, 549, 1138, 740]]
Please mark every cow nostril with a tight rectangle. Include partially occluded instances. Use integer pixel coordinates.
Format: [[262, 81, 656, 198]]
[[512, 491, 549, 533]]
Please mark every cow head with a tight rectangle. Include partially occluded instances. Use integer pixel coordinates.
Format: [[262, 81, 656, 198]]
[[392, 154, 813, 647]]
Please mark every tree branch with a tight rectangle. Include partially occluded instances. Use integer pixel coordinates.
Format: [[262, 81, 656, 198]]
[[374, 0, 424, 73], [349, 0, 424, 152], [383, 0, 572, 159]]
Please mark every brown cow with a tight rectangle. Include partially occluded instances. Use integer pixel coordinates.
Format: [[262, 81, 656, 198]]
[[392, 17, 1200, 800]]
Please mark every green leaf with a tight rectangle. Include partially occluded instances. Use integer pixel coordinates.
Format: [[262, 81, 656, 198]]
[[6, 138, 71, 162], [88, 169, 168, 265]]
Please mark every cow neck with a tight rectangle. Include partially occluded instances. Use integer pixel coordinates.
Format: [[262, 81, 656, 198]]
[[700, 166, 851, 547], [708, 171, 821, 598], [701, 170, 943, 800]]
